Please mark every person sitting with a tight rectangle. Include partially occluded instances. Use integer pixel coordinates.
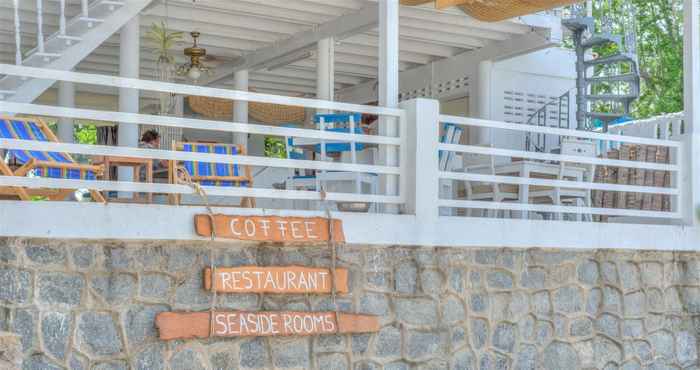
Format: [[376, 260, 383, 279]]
[[139, 130, 167, 178]]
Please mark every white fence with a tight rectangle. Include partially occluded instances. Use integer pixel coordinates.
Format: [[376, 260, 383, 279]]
[[437, 110, 683, 222], [0, 64, 406, 210]]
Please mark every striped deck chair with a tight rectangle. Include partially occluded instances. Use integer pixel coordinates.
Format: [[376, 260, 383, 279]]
[[0, 116, 105, 202], [169, 142, 255, 207]]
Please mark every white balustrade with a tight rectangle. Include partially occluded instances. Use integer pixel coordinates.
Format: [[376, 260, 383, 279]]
[[12, 0, 21, 65], [36, 0, 45, 54], [59, 0, 67, 36]]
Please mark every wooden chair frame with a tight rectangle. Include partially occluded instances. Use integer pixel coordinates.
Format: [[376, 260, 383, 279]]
[[0, 116, 105, 202], [168, 141, 255, 208]]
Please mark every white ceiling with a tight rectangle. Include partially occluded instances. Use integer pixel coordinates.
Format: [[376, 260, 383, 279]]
[[0, 0, 557, 100]]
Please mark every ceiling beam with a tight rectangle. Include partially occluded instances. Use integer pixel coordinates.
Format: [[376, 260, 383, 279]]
[[337, 30, 561, 104], [199, 4, 379, 86]]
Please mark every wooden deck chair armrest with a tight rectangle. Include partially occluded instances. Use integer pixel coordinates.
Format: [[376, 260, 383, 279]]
[[13, 158, 37, 176], [33, 160, 104, 173], [189, 175, 251, 181]]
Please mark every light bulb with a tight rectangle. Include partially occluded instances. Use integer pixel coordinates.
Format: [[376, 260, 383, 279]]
[[188, 67, 201, 81]]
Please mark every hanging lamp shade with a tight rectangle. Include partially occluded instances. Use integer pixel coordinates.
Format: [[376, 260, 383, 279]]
[[187, 96, 305, 125], [401, 0, 582, 22]]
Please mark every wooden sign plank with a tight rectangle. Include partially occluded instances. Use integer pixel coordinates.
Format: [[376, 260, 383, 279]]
[[203, 266, 349, 294], [195, 215, 345, 243], [155, 311, 379, 340]]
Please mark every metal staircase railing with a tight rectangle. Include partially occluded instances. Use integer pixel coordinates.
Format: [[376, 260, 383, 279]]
[[524, 90, 572, 153], [1, 0, 152, 103]]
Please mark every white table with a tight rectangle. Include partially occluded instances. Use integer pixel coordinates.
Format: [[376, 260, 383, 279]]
[[470, 160, 588, 219], [284, 172, 379, 211]]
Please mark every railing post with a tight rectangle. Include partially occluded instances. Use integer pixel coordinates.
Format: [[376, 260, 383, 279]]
[[683, 0, 700, 225], [400, 98, 440, 222]]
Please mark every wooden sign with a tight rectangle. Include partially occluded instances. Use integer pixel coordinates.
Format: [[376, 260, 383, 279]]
[[195, 215, 345, 243], [204, 266, 349, 294], [155, 311, 379, 340]]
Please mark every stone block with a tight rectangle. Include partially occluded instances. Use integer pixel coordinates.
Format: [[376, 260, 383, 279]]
[[317, 353, 349, 370], [352, 334, 370, 355], [0, 244, 16, 263], [541, 342, 578, 369], [593, 336, 622, 368], [486, 270, 513, 289], [450, 348, 476, 370], [174, 271, 212, 308], [600, 262, 618, 284], [76, 312, 123, 356], [420, 269, 444, 294], [470, 318, 488, 350], [677, 331, 698, 365], [314, 334, 346, 353], [553, 286, 583, 314], [577, 260, 599, 285], [469, 293, 488, 313], [441, 296, 465, 325], [140, 273, 172, 299], [448, 268, 465, 293], [210, 351, 233, 370], [104, 246, 133, 270], [405, 330, 447, 361], [0, 332, 21, 369], [394, 298, 437, 325], [374, 326, 401, 358], [521, 268, 546, 289], [595, 313, 620, 338], [37, 272, 84, 307], [648, 330, 674, 360], [25, 245, 66, 265], [41, 311, 71, 360], [11, 308, 36, 352], [71, 245, 95, 269], [492, 322, 516, 353], [20, 354, 62, 370], [515, 344, 537, 370], [366, 271, 391, 291], [240, 338, 267, 368], [170, 348, 206, 370], [622, 319, 644, 338], [624, 291, 646, 316], [124, 305, 169, 348], [359, 293, 389, 316], [619, 262, 640, 290], [0, 267, 31, 304], [271, 338, 309, 368], [570, 318, 593, 337], [91, 273, 137, 304], [93, 361, 128, 370], [395, 261, 417, 294], [68, 352, 88, 370], [640, 262, 663, 286]]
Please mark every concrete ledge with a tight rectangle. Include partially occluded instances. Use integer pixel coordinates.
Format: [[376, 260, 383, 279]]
[[0, 200, 699, 250]]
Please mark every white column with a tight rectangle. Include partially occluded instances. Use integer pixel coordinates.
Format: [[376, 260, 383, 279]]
[[471, 60, 492, 145], [682, 0, 700, 224], [401, 98, 439, 222], [233, 70, 249, 146], [117, 17, 140, 184], [378, 0, 399, 211], [316, 37, 335, 106], [57, 81, 75, 143]]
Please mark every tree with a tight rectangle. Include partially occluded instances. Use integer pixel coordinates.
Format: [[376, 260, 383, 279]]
[[592, 0, 684, 118]]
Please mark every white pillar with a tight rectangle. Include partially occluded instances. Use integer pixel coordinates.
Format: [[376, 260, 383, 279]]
[[233, 70, 249, 146], [316, 37, 335, 108], [378, 0, 399, 211], [117, 17, 140, 184], [470, 60, 492, 145], [57, 80, 74, 143], [682, 0, 700, 224]]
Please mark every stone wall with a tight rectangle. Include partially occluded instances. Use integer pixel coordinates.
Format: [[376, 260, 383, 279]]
[[1, 238, 700, 369]]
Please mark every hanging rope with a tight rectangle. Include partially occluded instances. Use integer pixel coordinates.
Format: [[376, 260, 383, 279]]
[[174, 165, 219, 337], [12, 0, 21, 65]]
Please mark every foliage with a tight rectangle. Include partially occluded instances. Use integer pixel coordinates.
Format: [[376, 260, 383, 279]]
[[589, 0, 684, 118], [145, 21, 183, 64], [74, 124, 97, 145]]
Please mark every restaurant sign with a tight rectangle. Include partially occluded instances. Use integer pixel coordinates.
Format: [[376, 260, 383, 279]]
[[203, 266, 349, 294], [156, 311, 379, 340], [195, 215, 344, 242]]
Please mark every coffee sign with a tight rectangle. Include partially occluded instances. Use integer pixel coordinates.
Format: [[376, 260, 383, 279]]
[[204, 266, 349, 294], [194, 215, 344, 242], [155, 311, 379, 340]]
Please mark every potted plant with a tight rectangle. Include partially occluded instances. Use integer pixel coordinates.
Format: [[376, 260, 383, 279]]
[[146, 21, 183, 115]]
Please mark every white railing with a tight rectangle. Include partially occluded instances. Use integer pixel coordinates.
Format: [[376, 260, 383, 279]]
[[606, 112, 685, 139], [436, 111, 683, 222], [0, 64, 406, 210]]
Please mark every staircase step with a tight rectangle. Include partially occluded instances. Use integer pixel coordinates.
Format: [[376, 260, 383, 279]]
[[586, 73, 639, 84], [562, 16, 595, 32], [586, 112, 626, 120], [584, 53, 637, 67], [79, 17, 105, 28], [581, 33, 622, 49], [586, 94, 638, 101], [34, 52, 62, 61]]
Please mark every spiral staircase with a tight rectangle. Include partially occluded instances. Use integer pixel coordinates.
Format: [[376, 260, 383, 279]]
[[563, 4, 640, 132]]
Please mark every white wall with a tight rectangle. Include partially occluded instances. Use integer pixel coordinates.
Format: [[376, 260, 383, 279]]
[[487, 47, 577, 152]]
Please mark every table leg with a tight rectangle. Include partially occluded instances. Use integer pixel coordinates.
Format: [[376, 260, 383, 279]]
[[103, 158, 110, 202], [146, 161, 153, 204], [519, 168, 530, 219]]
